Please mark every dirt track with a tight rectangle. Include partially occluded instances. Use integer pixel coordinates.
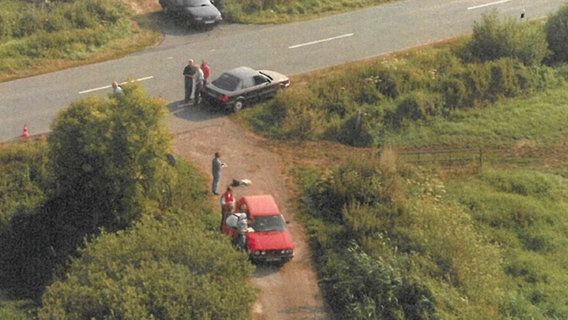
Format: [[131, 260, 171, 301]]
[[171, 106, 330, 320]]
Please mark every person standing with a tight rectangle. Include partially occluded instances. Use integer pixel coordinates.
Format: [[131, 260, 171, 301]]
[[194, 66, 204, 104], [211, 152, 226, 195], [183, 59, 196, 104], [220, 185, 235, 230], [111, 81, 123, 96], [201, 60, 211, 85]]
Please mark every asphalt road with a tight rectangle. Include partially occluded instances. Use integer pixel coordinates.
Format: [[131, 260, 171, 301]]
[[0, 0, 565, 142]]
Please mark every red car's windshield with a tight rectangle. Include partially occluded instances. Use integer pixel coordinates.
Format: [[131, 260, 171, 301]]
[[250, 215, 286, 232]]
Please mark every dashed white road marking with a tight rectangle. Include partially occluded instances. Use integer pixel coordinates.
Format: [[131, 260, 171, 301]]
[[467, 0, 512, 10], [288, 33, 354, 49], [79, 76, 154, 94]]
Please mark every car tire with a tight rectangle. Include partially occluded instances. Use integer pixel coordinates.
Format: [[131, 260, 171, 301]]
[[233, 99, 244, 112]]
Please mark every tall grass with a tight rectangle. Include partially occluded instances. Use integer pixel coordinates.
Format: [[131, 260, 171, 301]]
[[0, 140, 51, 228], [0, 0, 158, 81], [383, 84, 568, 149], [297, 154, 510, 319], [444, 168, 568, 318]]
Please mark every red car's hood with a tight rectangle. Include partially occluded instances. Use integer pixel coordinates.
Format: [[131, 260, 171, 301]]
[[247, 230, 294, 251]]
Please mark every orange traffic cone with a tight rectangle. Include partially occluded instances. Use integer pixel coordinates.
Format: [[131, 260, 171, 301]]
[[21, 123, 30, 138]]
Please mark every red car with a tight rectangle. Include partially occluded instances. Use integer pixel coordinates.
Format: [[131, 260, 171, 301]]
[[222, 195, 295, 263]]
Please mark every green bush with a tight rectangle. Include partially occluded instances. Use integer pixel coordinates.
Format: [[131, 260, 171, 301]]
[[465, 11, 549, 66], [336, 108, 382, 147], [0, 141, 51, 227], [321, 245, 438, 320], [487, 58, 523, 100], [0, 83, 179, 300], [299, 157, 508, 319], [0, 141, 52, 299], [48, 82, 175, 233], [438, 76, 471, 109], [392, 91, 443, 124], [0, 296, 36, 320], [39, 211, 256, 319], [545, 4, 568, 63]]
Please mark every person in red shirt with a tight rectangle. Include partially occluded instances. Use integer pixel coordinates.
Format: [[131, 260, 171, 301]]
[[201, 60, 211, 85], [220, 185, 235, 230]]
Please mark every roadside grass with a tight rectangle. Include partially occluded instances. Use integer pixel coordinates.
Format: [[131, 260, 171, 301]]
[[381, 84, 568, 149], [0, 0, 162, 82], [222, 0, 396, 24]]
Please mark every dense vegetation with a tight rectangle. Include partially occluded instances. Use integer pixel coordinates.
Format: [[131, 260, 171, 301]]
[[237, 6, 568, 319], [245, 10, 568, 149], [0, 84, 256, 319], [297, 150, 568, 319]]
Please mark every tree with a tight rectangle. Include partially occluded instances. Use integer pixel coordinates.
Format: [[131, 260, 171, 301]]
[[39, 209, 257, 319], [545, 4, 568, 63], [48, 81, 175, 234]]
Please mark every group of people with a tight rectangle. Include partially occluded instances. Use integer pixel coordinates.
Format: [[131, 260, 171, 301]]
[[213, 152, 251, 250], [220, 185, 250, 250], [109, 58, 211, 104], [183, 59, 211, 105]]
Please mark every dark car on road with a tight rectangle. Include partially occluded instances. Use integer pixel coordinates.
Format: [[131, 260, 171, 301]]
[[203, 66, 290, 112], [159, 0, 222, 28]]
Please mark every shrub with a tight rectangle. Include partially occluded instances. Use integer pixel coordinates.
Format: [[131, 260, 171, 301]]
[[487, 58, 522, 100], [375, 65, 429, 99], [300, 158, 508, 319], [391, 91, 443, 126], [545, 4, 568, 63], [466, 11, 549, 66], [438, 75, 472, 109], [48, 82, 175, 233], [0, 141, 52, 299], [336, 107, 383, 147], [39, 211, 256, 319], [321, 245, 438, 320]]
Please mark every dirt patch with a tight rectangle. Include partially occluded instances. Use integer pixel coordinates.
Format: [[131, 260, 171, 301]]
[[172, 112, 333, 319], [122, 0, 161, 15]]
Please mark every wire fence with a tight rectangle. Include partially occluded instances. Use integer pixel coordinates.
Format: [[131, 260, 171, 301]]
[[397, 148, 484, 173]]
